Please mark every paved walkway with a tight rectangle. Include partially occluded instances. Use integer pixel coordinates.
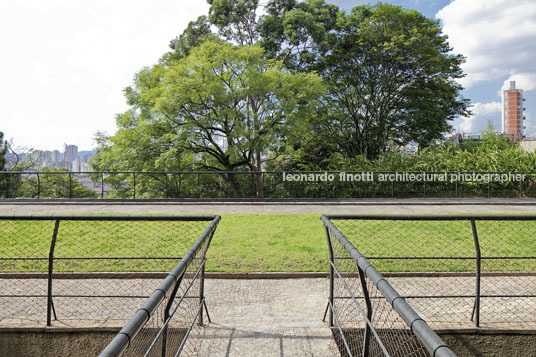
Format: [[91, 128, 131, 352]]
[[198, 279, 332, 356]]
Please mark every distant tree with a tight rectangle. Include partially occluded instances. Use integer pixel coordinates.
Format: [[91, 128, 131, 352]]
[[0, 132, 8, 197], [0, 132, 6, 170]]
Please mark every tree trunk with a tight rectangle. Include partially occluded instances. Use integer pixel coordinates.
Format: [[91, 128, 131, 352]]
[[228, 172, 246, 198], [255, 149, 264, 198]]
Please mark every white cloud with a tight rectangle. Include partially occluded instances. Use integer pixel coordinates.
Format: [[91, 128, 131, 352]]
[[437, 0, 536, 89], [0, 0, 209, 150], [458, 101, 501, 133], [500, 73, 536, 92]]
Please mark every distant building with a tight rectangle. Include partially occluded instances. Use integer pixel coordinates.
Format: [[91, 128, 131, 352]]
[[80, 162, 91, 172], [72, 158, 80, 172], [51, 150, 61, 166], [64, 144, 78, 171], [502, 81, 526, 142]]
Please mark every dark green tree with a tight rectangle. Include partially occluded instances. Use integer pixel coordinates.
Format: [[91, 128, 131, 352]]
[[260, 0, 338, 70], [317, 4, 470, 160]]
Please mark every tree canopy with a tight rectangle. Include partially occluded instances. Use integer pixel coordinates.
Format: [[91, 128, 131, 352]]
[[92, 41, 324, 197], [300, 4, 470, 162], [92, 0, 470, 195]]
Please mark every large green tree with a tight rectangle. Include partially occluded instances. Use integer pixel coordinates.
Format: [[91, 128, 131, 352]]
[[93, 41, 324, 197], [312, 4, 469, 160]]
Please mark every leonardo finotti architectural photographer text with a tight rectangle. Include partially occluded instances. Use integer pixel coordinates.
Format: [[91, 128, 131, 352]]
[[282, 172, 526, 183]]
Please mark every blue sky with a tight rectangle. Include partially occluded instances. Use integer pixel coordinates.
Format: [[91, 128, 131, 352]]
[[1, 0, 535, 150]]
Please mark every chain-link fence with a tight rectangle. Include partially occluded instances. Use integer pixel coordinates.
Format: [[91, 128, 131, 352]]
[[100, 215, 220, 357], [323, 215, 536, 340], [322, 215, 455, 357], [0, 215, 220, 330]]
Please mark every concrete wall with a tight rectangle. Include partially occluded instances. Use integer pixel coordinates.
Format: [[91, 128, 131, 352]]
[[441, 333, 536, 357], [2, 330, 536, 356], [521, 139, 536, 152], [0, 330, 116, 357]]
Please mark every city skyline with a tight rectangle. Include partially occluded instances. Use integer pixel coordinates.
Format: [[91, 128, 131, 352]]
[[1, 0, 535, 149]]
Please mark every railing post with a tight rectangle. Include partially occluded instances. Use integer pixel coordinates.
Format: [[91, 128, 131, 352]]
[[69, 173, 72, 199], [198, 226, 217, 326], [455, 179, 458, 198], [423, 179, 426, 198], [162, 274, 184, 357], [470, 219, 481, 327], [36, 172, 40, 199], [165, 173, 168, 199], [178, 173, 181, 198], [358, 265, 372, 357], [325, 225, 335, 327], [101, 173, 104, 199], [197, 173, 200, 198], [47, 220, 60, 326], [133, 173, 136, 199]]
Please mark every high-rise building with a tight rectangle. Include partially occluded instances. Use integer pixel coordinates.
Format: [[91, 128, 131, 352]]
[[64, 144, 78, 171], [51, 150, 61, 166], [502, 81, 526, 142]]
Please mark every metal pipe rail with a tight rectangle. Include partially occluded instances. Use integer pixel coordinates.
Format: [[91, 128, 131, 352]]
[[100, 215, 220, 357], [322, 215, 455, 357], [1, 170, 534, 199]]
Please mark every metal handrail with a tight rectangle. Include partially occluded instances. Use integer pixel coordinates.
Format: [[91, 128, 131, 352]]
[[99, 215, 220, 357], [322, 215, 456, 357]]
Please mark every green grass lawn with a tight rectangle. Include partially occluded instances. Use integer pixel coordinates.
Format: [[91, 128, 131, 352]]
[[1, 214, 535, 273]]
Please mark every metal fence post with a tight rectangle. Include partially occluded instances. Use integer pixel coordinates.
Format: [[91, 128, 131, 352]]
[[36, 172, 40, 198], [162, 274, 184, 357], [423, 180, 426, 198], [325, 225, 335, 327], [165, 173, 168, 199], [197, 173, 200, 198], [133, 173, 136, 199], [69, 173, 72, 199], [198, 226, 217, 326], [470, 219, 481, 327], [101, 173, 104, 199], [358, 265, 373, 357], [178, 173, 181, 198], [47, 220, 60, 326]]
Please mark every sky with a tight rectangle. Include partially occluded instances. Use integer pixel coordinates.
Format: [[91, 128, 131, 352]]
[[1, 0, 535, 151]]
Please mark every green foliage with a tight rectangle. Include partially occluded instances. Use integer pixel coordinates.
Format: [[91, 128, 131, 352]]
[[15, 168, 97, 199], [92, 0, 476, 199], [92, 41, 324, 197], [310, 3, 469, 160]]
